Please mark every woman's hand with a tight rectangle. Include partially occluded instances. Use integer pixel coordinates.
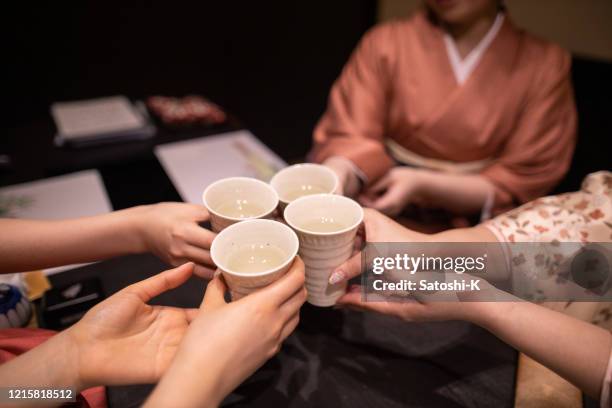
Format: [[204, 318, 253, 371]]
[[323, 157, 362, 198], [333, 223, 492, 322], [327, 208, 500, 322], [328, 209, 426, 285], [337, 283, 493, 323], [359, 167, 425, 217], [135, 203, 217, 278], [0, 258, 307, 404], [360, 168, 495, 216], [64, 263, 199, 389], [146, 257, 307, 407], [340, 282, 611, 401]]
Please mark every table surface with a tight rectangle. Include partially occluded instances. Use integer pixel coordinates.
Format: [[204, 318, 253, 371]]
[[3, 117, 517, 407]]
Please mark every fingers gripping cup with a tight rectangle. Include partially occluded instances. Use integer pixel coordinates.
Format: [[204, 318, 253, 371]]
[[270, 164, 339, 211], [284, 194, 363, 307], [203, 177, 279, 232], [211, 219, 299, 300]]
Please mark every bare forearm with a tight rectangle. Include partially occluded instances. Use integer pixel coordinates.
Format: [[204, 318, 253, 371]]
[[427, 226, 609, 397], [0, 331, 83, 407], [475, 301, 611, 399], [145, 354, 224, 408], [429, 225, 498, 243], [0, 206, 148, 273], [428, 226, 507, 281], [388, 212, 498, 243], [414, 170, 494, 214]]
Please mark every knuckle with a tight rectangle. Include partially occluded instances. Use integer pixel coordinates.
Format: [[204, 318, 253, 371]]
[[293, 315, 300, 329], [266, 344, 281, 359], [272, 321, 284, 339], [294, 257, 305, 274], [253, 303, 273, 321], [170, 225, 188, 241], [296, 270, 306, 286], [168, 245, 184, 260]]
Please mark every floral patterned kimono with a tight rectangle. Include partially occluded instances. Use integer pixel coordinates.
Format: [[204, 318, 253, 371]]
[[485, 171, 612, 405]]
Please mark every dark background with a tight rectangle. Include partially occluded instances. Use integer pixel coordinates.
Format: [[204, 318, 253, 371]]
[[4, 0, 376, 163], [1, 0, 610, 188]]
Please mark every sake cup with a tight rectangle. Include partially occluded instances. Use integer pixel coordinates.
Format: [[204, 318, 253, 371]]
[[210, 219, 299, 301], [203, 177, 279, 232], [284, 194, 363, 307], [270, 164, 339, 211]]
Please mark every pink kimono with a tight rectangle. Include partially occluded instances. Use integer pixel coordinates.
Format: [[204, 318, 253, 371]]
[[311, 9, 577, 213]]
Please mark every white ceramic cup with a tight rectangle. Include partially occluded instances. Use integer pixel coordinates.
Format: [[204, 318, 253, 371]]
[[210, 219, 299, 301], [203, 177, 279, 232], [269, 163, 339, 211], [284, 194, 363, 307]]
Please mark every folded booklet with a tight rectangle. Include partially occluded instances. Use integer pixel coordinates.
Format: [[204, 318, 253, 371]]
[[51, 95, 155, 147]]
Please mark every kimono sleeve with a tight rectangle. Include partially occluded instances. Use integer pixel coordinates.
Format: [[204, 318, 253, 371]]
[[481, 46, 577, 211], [309, 25, 395, 183]]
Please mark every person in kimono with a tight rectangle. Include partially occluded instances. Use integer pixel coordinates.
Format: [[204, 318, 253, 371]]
[[329, 171, 612, 405], [311, 0, 577, 222]]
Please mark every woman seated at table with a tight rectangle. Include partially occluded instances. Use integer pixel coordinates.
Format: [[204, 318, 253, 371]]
[[0, 202, 307, 406], [311, 0, 576, 224], [329, 171, 612, 403]]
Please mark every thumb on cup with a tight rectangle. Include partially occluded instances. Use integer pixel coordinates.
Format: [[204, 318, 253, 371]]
[[200, 273, 228, 309], [329, 251, 363, 285]]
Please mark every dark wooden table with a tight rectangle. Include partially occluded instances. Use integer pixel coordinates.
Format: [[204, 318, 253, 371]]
[[1, 116, 517, 407]]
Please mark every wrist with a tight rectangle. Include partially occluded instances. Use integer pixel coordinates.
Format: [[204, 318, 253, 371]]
[[54, 329, 88, 392], [176, 351, 228, 405], [406, 168, 429, 202], [121, 205, 153, 254], [323, 157, 361, 196], [150, 354, 226, 407], [463, 301, 510, 329]]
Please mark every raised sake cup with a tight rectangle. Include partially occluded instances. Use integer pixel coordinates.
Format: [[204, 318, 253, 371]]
[[269, 164, 339, 211], [203, 177, 279, 232], [210, 219, 299, 301], [284, 194, 363, 307]]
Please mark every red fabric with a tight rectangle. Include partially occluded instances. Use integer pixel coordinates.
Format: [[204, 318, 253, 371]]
[[0, 328, 107, 408]]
